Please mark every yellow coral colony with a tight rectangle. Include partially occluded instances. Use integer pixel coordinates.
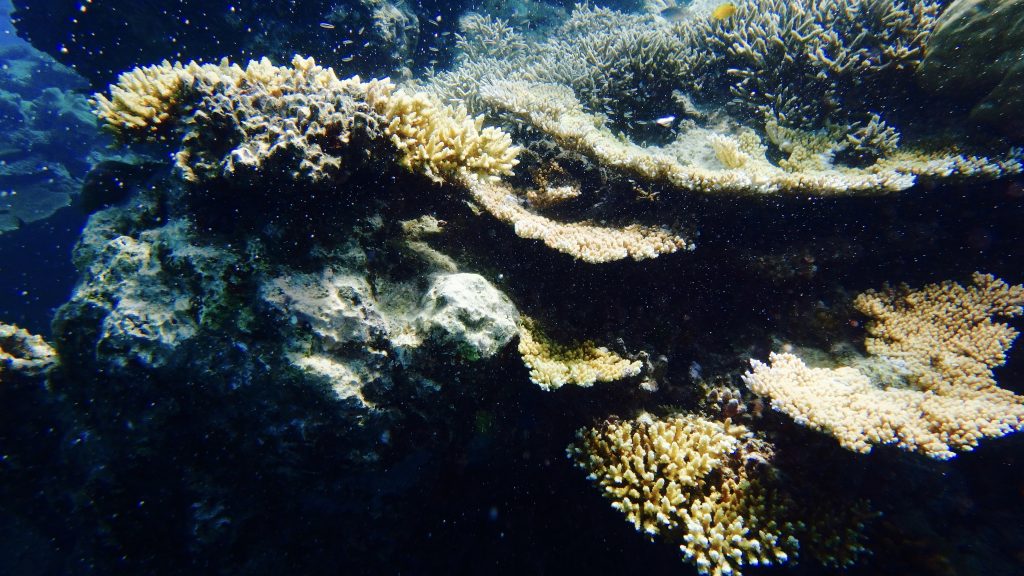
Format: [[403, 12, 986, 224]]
[[92, 56, 519, 184], [362, 79, 520, 183], [743, 273, 1024, 459], [517, 318, 642, 390], [470, 179, 692, 263], [568, 413, 798, 576]]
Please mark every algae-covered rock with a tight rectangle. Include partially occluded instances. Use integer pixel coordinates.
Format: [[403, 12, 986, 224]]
[[918, 0, 1024, 139], [417, 273, 519, 361]]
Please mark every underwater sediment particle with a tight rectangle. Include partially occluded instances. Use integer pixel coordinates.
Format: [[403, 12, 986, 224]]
[[744, 273, 1024, 459], [11, 0, 423, 87]]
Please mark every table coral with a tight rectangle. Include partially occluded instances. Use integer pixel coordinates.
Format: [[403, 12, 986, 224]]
[[744, 273, 1024, 459]]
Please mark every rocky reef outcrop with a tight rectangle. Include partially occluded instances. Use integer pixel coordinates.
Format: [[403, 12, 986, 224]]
[[918, 0, 1024, 139]]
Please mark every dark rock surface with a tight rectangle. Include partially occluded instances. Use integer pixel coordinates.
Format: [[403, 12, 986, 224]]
[[918, 0, 1024, 140]]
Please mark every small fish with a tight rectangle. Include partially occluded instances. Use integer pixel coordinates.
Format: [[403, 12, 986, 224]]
[[319, 22, 335, 30], [660, 6, 691, 22], [711, 2, 737, 20], [654, 115, 676, 127]]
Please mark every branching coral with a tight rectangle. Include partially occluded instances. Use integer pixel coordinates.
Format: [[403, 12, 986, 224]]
[[517, 318, 642, 390], [363, 80, 520, 183], [677, 0, 943, 131], [568, 413, 800, 576], [420, 1, 1021, 204], [455, 13, 529, 62], [93, 55, 520, 186], [743, 273, 1024, 459]]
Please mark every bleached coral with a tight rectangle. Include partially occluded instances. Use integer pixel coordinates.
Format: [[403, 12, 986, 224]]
[[743, 273, 1024, 459], [568, 413, 799, 576], [517, 318, 642, 390]]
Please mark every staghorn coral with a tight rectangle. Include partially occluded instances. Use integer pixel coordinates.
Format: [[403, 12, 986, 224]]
[[93, 56, 520, 186], [419, 2, 1022, 203], [517, 318, 642, 390], [743, 273, 1024, 459], [422, 4, 689, 127], [568, 413, 800, 576], [454, 13, 530, 62], [677, 0, 943, 131]]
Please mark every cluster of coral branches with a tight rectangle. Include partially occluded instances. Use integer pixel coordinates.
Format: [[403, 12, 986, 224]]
[[85, 3, 1024, 574]]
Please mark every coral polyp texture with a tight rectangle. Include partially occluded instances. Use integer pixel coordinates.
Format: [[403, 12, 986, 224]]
[[517, 318, 643, 390], [92, 55, 519, 185], [568, 413, 800, 576], [743, 273, 1024, 459]]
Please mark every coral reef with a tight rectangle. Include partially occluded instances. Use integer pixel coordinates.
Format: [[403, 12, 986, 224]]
[[743, 273, 1024, 459], [517, 318, 643, 390], [570, 413, 835, 576], [93, 56, 519, 186], [11, 2, 1024, 573], [405, 2, 1023, 261]]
